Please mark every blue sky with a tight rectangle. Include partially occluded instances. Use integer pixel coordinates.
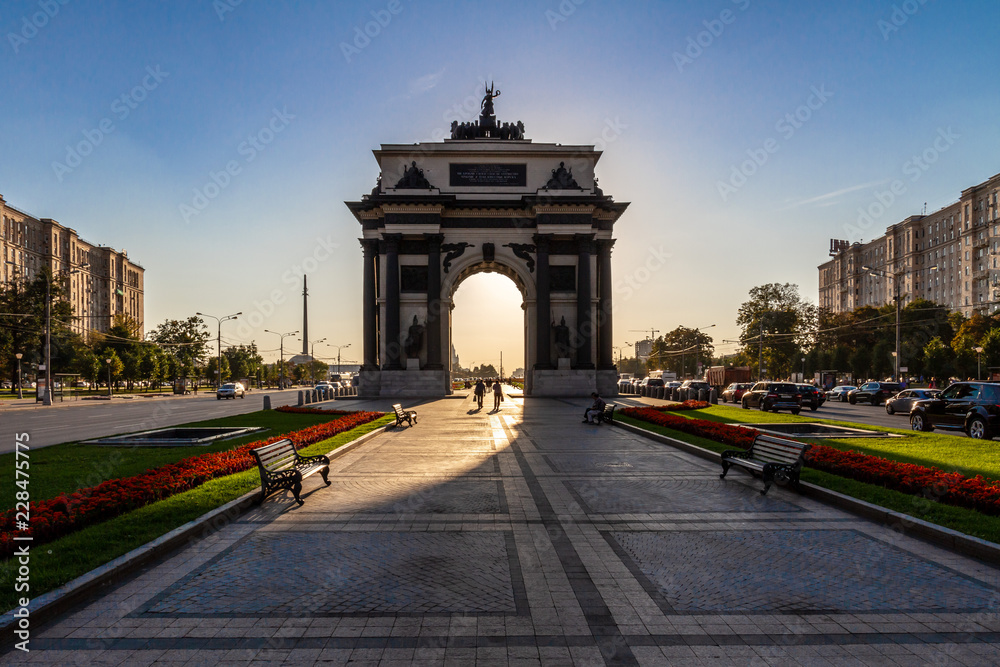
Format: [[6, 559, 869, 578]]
[[2, 0, 998, 370]]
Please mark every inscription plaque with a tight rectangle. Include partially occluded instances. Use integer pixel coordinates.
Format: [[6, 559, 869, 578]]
[[450, 163, 527, 187]]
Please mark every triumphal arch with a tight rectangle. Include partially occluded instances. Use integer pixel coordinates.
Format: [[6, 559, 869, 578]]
[[346, 85, 628, 397]]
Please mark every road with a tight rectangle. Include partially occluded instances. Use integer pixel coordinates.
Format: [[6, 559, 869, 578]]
[[721, 394, 975, 438], [0, 389, 309, 453]]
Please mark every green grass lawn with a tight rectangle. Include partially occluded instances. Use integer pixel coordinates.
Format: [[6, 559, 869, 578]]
[[0, 412, 393, 612], [616, 411, 1000, 545], [674, 403, 1000, 481], [0, 409, 369, 512]]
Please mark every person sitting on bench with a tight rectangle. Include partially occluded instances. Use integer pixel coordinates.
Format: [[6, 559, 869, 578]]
[[583, 392, 606, 424]]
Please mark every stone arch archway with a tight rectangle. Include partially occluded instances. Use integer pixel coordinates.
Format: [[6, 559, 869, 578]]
[[346, 104, 628, 397], [444, 256, 532, 390]]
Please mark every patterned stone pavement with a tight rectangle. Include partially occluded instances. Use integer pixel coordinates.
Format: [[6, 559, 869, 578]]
[[8, 392, 1000, 665]]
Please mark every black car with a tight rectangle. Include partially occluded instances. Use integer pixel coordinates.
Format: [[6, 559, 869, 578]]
[[795, 384, 826, 411], [741, 382, 802, 414], [680, 380, 711, 398], [910, 382, 1000, 439], [848, 382, 902, 406]]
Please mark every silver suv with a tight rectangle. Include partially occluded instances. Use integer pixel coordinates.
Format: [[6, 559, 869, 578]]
[[217, 382, 245, 400]]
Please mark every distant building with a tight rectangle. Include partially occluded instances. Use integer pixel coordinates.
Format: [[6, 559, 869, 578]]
[[0, 194, 144, 336], [819, 171, 1000, 316]]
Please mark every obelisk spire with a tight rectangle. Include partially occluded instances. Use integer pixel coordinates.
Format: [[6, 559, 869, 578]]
[[302, 275, 309, 356]]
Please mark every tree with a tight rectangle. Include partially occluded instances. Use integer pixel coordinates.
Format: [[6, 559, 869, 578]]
[[205, 356, 230, 386], [923, 337, 954, 381], [103, 351, 124, 390], [648, 327, 715, 378], [148, 317, 210, 379], [736, 283, 814, 379], [0, 269, 72, 392], [981, 328, 1000, 370], [471, 363, 498, 377], [223, 343, 264, 382]]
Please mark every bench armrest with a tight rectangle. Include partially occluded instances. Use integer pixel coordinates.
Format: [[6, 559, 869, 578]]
[[295, 452, 330, 466]]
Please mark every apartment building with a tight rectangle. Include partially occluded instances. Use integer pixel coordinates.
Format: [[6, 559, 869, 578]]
[[1, 193, 144, 336], [819, 172, 1000, 316]]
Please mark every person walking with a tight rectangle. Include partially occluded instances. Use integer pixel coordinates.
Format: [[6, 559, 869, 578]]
[[492, 379, 504, 411], [474, 378, 486, 409]]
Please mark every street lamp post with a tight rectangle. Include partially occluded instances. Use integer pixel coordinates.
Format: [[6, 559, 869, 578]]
[[105, 357, 112, 398], [692, 324, 716, 379], [975, 346, 984, 380], [14, 353, 23, 399], [298, 337, 327, 383], [328, 343, 351, 376], [197, 311, 242, 388], [264, 329, 299, 388], [862, 265, 904, 382], [802, 356, 806, 383]]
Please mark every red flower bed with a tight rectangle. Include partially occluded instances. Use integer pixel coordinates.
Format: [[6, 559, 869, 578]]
[[654, 400, 711, 412], [0, 411, 384, 558], [619, 406, 757, 449], [276, 406, 357, 414], [805, 444, 1000, 516], [621, 405, 1000, 516]]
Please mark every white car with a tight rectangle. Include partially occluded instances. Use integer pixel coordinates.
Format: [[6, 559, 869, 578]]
[[217, 383, 245, 400]]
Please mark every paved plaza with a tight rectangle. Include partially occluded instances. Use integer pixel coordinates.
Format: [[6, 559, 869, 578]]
[[10, 393, 1000, 665]]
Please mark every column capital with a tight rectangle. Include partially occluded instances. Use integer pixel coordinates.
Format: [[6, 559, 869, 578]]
[[596, 238, 616, 253], [574, 233, 596, 254], [383, 233, 402, 253], [533, 233, 553, 252]]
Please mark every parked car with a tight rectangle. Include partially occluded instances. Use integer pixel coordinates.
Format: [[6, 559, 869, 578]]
[[796, 384, 826, 411], [884, 388, 940, 415], [638, 377, 665, 389], [826, 385, 856, 402], [721, 382, 753, 403], [217, 382, 245, 400], [741, 382, 802, 414], [909, 382, 1000, 439], [680, 380, 712, 397], [848, 382, 902, 406]]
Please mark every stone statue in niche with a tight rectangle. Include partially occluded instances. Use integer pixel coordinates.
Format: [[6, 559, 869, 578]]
[[405, 315, 425, 358], [552, 316, 571, 358], [395, 161, 433, 189], [545, 162, 580, 189]]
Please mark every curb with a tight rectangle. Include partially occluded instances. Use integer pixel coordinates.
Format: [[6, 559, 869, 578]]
[[612, 419, 1000, 565], [0, 424, 387, 639]]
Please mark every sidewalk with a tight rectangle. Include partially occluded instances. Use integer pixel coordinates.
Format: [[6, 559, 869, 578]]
[[9, 393, 1000, 665]]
